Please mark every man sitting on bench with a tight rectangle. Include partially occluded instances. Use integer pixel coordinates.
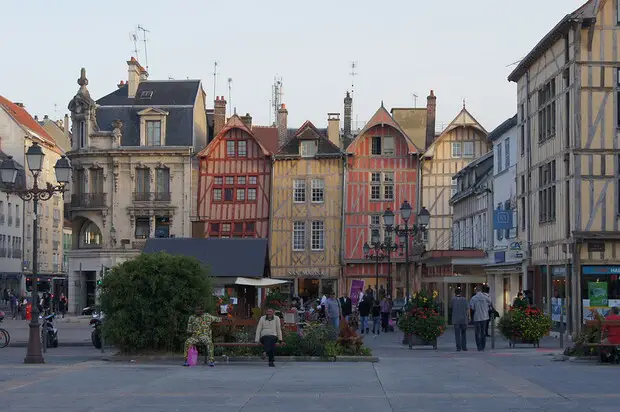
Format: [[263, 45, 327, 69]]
[[602, 306, 620, 345], [184, 305, 221, 367]]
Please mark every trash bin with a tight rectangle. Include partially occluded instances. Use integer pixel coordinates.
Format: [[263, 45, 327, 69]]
[[25, 303, 32, 321]]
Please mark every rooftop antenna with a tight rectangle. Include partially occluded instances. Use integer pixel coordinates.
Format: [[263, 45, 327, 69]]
[[272, 76, 283, 127], [137, 25, 150, 71], [412, 93, 418, 108], [506, 59, 523, 68], [227, 78, 233, 117], [212, 61, 219, 104], [349, 61, 358, 97], [130, 30, 139, 59], [53, 103, 59, 117]]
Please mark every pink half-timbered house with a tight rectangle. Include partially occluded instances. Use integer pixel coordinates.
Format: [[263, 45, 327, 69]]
[[343, 104, 421, 298], [195, 115, 273, 238]]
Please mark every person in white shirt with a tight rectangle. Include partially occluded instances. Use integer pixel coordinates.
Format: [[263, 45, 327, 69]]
[[255, 308, 283, 367]]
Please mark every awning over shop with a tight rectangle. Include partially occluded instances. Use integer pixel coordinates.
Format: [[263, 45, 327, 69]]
[[234, 277, 289, 288]]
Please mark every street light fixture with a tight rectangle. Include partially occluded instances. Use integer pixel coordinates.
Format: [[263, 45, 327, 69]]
[[385, 201, 431, 303], [0, 142, 71, 364], [363, 210, 400, 299]]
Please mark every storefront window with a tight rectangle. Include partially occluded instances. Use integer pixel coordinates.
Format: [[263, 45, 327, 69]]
[[581, 266, 620, 321]]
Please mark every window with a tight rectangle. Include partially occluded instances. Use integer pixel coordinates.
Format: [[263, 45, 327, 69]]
[[249, 176, 257, 185], [213, 187, 222, 200], [520, 196, 526, 231], [451, 142, 461, 158], [214, 176, 223, 185], [79, 121, 86, 148], [237, 176, 246, 185], [222, 223, 231, 233], [538, 79, 556, 142], [504, 200, 512, 239], [371, 136, 382, 155], [135, 217, 150, 239], [246, 222, 255, 234], [382, 137, 395, 156], [155, 168, 170, 199], [618, 156, 620, 214], [496, 203, 504, 241], [370, 172, 381, 200], [473, 215, 480, 248], [90, 168, 104, 193], [370, 215, 382, 241], [293, 180, 306, 203], [504, 139, 510, 170], [383, 172, 394, 200], [227, 141, 235, 157], [497, 143, 503, 173], [224, 188, 234, 201], [248, 188, 257, 201], [233, 223, 244, 234], [236, 189, 245, 201], [519, 104, 525, 157], [311, 221, 324, 250], [300, 141, 318, 157], [237, 141, 247, 157], [135, 168, 150, 194], [538, 160, 557, 223], [311, 179, 324, 203], [146, 120, 162, 146], [370, 172, 394, 201], [293, 222, 305, 251], [463, 141, 474, 158], [225, 176, 234, 185], [15, 204, 19, 227], [451, 177, 458, 197]]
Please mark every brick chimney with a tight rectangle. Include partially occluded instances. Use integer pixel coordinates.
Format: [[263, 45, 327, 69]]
[[425, 90, 437, 149], [127, 57, 146, 98], [241, 113, 252, 128], [327, 113, 340, 148], [214, 96, 227, 137], [343, 92, 352, 137], [277, 104, 288, 148]]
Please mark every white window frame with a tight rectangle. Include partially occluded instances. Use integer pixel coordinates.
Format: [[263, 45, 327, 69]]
[[237, 140, 247, 157], [370, 171, 394, 201], [463, 141, 474, 158], [293, 180, 306, 203], [79, 121, 86, 148], [504, 139, 510, 170], [247, 188, 257, 201], [311, 221, 324, 251], [293, 221, 306, 251], [451, 177, 458, 197], [311, 179, 324, 203], [300, 141, 318, 158], [497, 143, 503, 173], [146, 120, 162, 146], [369, 215, 382, 241], [382, 136, 395, 156], [383, 172, 394, 200], [451, 142, 462, 158]]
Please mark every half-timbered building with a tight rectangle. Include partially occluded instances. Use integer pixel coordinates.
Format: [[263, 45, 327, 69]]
[[343, 104, 421, 299], [270, 121, 344, 301], [508, 0, 620, 334], [195, 115, 273, 239], [418, 105, 490, 298]]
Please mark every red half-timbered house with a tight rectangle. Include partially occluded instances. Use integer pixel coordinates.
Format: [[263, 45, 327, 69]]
[[195, 115, 273, 238], [343, 104, 421, 299]]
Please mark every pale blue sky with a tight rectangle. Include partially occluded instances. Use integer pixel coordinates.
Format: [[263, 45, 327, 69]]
[[1, 0, 585, 133]]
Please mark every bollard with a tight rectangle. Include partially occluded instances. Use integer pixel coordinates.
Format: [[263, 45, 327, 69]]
[[42, 317, 47, 353], [491, 313, 496, 350]]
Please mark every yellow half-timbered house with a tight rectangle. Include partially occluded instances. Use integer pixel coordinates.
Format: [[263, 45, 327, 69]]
[[269, 121, 344, 301]]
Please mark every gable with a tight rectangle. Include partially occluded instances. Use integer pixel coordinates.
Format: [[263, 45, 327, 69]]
[[198, 114, 270, 158], [346, 105, 420, 155], [422, 107, 487, 158], [275, 120, 341, 158]]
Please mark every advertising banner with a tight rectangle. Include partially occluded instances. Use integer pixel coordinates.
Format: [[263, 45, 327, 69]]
[[588, 282, 608, 307], [350, 279, 365, 306]]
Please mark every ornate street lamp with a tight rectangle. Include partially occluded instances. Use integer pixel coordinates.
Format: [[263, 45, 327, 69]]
[[0, 142, 71, 364], [363, 210, 400, 300], [385, 201, 431, 303]]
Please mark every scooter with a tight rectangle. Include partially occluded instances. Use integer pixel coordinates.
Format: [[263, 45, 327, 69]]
[[41, 313, 59, 348], [90, 313, 104, 349]]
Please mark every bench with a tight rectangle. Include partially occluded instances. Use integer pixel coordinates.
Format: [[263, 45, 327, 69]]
[[582, 319, 620, 363]]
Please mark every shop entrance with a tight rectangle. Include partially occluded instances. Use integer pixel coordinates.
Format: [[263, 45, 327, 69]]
[[423, 276, 487, 324], [298, 278, 320, 303]]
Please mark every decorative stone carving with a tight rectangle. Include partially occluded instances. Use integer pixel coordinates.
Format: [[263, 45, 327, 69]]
[[68, 68, 98, 130], [101, 210, 107, 228], [112, 120, 123, 146], [156, 161, 168, 169], [112, 162, 120, 192]]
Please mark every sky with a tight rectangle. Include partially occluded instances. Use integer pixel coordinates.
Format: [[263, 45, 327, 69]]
[[1, 0, 587, 133]]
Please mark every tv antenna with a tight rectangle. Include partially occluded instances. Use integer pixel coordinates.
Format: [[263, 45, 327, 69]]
[[212, 61, 219, 103], [130, 30, 139, 59], [412, 93, 418, 108], [506, 59, 523, 68], [349, 61, 358, 96], [137, 25, 150, 71], [272, 76, 283, 127], [227, 78, 233, 116]]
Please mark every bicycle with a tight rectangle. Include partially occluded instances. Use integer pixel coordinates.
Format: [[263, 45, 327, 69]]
[[0, 311, 10, 348]]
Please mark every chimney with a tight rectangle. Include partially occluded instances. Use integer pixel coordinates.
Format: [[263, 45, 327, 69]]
[[43, 114, 49, 120], [327, 113, 340, 148], [14, 102, 24, 108], [118, 80, 125, 89], [343, 92, 352, 137], [425, 90, 437, 149], [241, 113, 252, 128], [126, 57, 144, 98], [213, 96, 227, 137], [64, 114, 70, 140], [277, 104, 288, 148], [34, 115, 39, 121]]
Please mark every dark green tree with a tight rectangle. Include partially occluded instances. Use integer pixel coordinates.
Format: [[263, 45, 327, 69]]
[[100, 252, 213, 354]]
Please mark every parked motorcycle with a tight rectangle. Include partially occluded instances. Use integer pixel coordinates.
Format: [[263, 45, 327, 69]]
[[90, 314, 104, 349], [41, 313, 58, 348]]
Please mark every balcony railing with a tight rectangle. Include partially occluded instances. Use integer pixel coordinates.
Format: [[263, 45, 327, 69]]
[[133, 192, 172, 202], [71, 193, 106, 208]]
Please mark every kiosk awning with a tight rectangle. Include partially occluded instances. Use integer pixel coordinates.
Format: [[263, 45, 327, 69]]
[[234, 277, 289, 288]]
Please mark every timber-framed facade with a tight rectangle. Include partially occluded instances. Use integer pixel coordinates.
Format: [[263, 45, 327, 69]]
[[508, 0, 620, 334]]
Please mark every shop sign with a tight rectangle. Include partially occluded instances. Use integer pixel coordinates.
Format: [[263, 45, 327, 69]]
[[582, 266, 620, 275], [588, 282, 608, 307], [287, 270, 327, 278], [552, 266, 567, 277], [588, 242, 605, 253]]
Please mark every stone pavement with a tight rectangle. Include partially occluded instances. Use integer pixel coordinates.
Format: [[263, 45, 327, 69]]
[[0, 330, 619, 412]]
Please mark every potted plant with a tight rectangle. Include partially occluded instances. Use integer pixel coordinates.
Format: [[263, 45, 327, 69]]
[[398, 290, 445, 350], [498, 306, 552, 348]]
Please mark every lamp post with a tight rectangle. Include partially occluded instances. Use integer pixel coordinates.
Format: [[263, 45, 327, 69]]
[[363, 211, 400, 299], [381, 208, 399, 297], [386, 201, 430, 303], [0, 143, 71, 364]]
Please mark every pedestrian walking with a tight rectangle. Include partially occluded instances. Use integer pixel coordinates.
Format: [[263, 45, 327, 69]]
[[183, 305, 221, 367], [3, 288, 9, 305], [255, 308, 283, 367], [325, 292, 341, 331], [358, 297, 371, 334], [451, 288, 469, 352], [339, 294, 352, 323], [470, 286, 491, 351], [371, 299, 381, 335], [380, 297, 391, 333], [10, 292, 18, 320], [59, 293, 67, 318]]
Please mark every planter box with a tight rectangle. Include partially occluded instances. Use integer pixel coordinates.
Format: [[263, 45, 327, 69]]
[[508, 338, 540, 348], [406, 334, 437, 350]]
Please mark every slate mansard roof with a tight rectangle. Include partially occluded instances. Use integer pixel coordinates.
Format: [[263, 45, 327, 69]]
[[143, 238, 270, 278], [95, 80, 201, 147], [275, 121, 342, 159]]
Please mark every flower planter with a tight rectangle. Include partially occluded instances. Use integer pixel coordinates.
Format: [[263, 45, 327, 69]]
[[407, 333, 437, 350], [508, 338, 540, 348]]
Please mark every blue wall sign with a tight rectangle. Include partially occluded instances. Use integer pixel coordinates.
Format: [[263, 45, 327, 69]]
[[493, 209, 513, 230], [582, 266, 620, 275]]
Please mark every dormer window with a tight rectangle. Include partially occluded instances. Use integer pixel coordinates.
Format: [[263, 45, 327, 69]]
[[138, 107, 168, 146], [300, 140, 317, 157], [146, 120, 162, 146], [140, 91, 153, 99]]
